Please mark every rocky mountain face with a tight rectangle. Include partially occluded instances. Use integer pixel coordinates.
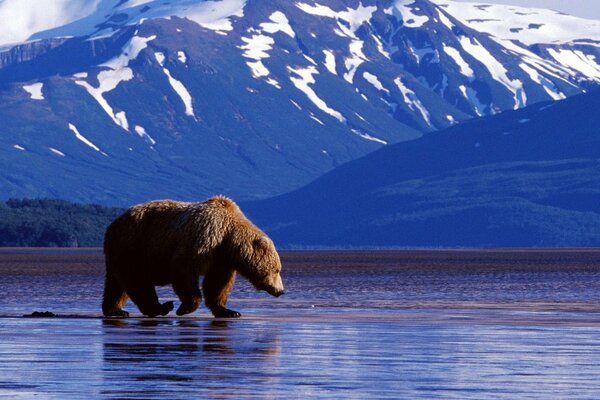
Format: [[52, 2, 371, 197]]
[[1, 0, 600, 205], [244, 87, 600, 248]]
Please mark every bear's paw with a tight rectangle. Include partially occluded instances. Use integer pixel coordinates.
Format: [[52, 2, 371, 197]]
[[212, 307, 241, 318]]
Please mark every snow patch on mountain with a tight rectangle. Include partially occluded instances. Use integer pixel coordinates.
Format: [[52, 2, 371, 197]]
[[363, 72, 390, 95], [394, 77, 431, 126], [459, 84, 485, 116], [434, 0, 600, 46], [115, 112, 129, 131], [436, 7, 454, 30], [240, 11, 294, 80], [519, 63, 565, 101], [288, 65, 345, 123], [22, 83, 44, 100], [101, 34, 155, 70], [109, 0, 246, 36], [154, 52, 195, 118], [323, 49, 337, 74], [489, 37, 575, 84], [290, 99, 302, 110], [75, 35, 156, 131], [442, 44, 474, 79], [310, 114, 325, 125], [247, 60, 270, 78], [49, 147, 65, 157], [408, 43, 438, 64], [386, 0, 430, 29], [547, 49, 600, 81], [260, 11, 295, 38], [125, 0, 153, 7], [164, 72, 195, 117], [68, 123, 106, 155], [296, 2, 376, 39], [343, 40, 368, 83], [265, 77, 281, 88], [351, 128, 387, 145], [459, 36, 526, 109], [154, 52, 166, 65], [134, 125, 156, 146], [370, 32, 390, 59], [180, 0, 245, 33], [240, 34, 273, 60], [240, 32, 273, 78]]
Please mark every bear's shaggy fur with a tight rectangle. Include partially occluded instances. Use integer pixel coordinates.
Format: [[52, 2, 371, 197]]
[[102, 196, 284, 318]]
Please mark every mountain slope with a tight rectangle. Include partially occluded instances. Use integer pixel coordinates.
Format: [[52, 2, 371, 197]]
[[1, 0, 600, 205], [244, 89, 600, 247]]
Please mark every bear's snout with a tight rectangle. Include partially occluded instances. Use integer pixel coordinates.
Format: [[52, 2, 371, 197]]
[[262, 273, 284, 297], [265, 286, 285, 297]]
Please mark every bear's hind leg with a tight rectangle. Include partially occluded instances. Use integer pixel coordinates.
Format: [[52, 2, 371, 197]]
[[127, 282, 174, 317], [203, 268, 240, 318], [102, 272, 130, 317], [173, 274, 202, 316]]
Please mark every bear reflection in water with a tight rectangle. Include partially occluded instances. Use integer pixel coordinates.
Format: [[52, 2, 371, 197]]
[[102, 319, 282, 388], [102, 196, 285, 318]]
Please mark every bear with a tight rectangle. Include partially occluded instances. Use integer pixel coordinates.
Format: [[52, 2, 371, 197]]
[[102, 196, 284, 318]]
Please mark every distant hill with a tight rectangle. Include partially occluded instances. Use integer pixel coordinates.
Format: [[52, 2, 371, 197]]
[[0, 199, 123, 247], [243, 89, 600, 248]]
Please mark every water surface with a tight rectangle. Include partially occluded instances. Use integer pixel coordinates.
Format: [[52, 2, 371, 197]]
[[1, 249, 600, 398]]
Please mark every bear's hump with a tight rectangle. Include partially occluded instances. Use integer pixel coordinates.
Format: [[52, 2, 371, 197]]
[[204, 195, 238, 211], [127, 199, 191, 218]]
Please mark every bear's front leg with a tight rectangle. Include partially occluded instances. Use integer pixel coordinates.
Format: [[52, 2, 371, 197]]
[[203, 268, 241, 318], [173, 275, 202, 316], [157, 301, 175, 317], [141, 300, 174, 317], [127, 284, 174, 317]]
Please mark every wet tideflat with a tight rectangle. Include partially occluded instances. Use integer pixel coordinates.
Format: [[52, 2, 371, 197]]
[[1, 249, 600, 398]]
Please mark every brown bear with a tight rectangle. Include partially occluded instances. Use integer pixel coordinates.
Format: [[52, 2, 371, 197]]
[[102, 196, 284, 318]]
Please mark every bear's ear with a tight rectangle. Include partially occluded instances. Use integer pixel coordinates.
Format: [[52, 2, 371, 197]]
[[253, 236, 270, 251]]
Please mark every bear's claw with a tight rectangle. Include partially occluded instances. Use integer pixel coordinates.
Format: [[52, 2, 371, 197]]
[[104, 309, 129, 318], [176, 305, 194, 316], [144, 301, 174, 317], [212, 307, 241, 318]]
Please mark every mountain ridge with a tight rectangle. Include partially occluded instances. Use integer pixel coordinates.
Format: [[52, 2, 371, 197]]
[[243, 88, 600, 247], [1, 0, 600, 205]]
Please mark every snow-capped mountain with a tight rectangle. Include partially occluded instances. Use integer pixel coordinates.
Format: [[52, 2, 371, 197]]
[[1, 0, 600, 205]]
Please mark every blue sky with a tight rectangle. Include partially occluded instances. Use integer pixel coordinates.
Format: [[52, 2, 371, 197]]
[[454, 0, 600, 20]]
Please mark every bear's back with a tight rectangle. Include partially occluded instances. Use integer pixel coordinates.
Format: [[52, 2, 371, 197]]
[[104, 200, 193, 251], [104, 196, 254, 260]]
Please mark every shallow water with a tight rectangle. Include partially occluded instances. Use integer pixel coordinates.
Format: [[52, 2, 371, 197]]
[[1, 249, 600, 398]]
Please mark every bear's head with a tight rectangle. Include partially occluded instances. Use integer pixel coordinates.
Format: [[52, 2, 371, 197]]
[[236, 235, 285, 297]]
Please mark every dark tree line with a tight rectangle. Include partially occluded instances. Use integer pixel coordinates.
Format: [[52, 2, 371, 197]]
[[0, 199, 124, 247]]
